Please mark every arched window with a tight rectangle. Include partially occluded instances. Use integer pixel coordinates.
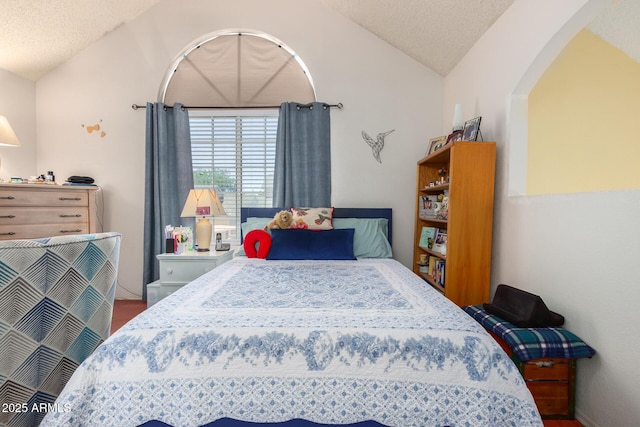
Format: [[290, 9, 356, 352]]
[[159, 29, 316, 107], [159, 30, 316, 242]]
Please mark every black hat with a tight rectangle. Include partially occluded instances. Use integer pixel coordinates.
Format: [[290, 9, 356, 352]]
[[483, 284, 564, 328]]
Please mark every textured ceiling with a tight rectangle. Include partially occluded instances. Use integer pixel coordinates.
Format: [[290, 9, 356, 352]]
[[320, 0, 514, 76], [0, 0, 162, 81], [0, 0, 513, 82], [0, 0, 636, 83], [587, 0, 640, 63]]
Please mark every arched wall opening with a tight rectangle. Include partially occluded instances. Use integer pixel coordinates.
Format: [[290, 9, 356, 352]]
[[507, 0, 620, 196]]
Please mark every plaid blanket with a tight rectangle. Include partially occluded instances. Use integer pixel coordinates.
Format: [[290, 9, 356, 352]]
[[463, 305, 596, 361]]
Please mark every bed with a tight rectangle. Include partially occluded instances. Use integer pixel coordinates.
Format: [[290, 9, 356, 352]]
[[42, 208, 542, 427]]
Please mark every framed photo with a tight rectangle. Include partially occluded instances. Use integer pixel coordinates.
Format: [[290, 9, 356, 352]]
[[446, 130, 463, 144], [462, 117, 482, 141], [427, 135, 447, 155]]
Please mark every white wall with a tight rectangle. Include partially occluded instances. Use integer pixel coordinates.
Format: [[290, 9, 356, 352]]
[[34, 0, 443, 299], [0, 69, 36, 179], [445, 0, 638, 426], [9, 0, 637, 424]]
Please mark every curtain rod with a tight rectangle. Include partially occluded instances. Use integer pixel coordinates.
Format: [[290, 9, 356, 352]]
[[131, 103, 343, 111]]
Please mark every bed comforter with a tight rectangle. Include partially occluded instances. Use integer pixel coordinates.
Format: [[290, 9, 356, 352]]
[[42, 258, 542, 426]]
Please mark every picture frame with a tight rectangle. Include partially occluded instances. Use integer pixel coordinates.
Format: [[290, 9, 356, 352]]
[[446, 130, 463, 144], [427, 135, 448, 155], [462, 116, 482, 141]]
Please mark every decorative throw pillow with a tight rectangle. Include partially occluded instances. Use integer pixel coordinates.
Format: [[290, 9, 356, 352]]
[[289, 207, 334, 230], [267, 228, 355, 260]]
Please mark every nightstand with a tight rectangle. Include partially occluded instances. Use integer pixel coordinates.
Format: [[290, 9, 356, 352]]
[[147, 250, 234, 307]]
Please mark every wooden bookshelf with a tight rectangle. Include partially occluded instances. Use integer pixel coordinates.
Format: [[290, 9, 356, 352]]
[[413, 141, 496, 306]]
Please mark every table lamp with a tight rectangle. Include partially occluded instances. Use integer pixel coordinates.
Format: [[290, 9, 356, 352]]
[[180, 189, 226, 251], [0, 116, 21, 169]]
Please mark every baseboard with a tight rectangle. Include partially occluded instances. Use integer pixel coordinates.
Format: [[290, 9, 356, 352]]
[[575, 408, 598, 427]]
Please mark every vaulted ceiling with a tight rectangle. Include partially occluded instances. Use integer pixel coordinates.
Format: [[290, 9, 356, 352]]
[[0, 0, 513, 82], [1, 0, 162, 81], [0, 0, 637, 82]]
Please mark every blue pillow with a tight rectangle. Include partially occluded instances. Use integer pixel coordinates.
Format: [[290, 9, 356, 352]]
[[267, 229, 356, 260], [333, 218, 392, 258]]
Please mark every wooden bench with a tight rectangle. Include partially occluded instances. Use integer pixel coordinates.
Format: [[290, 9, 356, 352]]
[[463, 305, 595, 419]]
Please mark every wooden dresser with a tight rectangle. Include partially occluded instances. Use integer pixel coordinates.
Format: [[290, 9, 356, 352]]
[[0, 183, 101, 240]]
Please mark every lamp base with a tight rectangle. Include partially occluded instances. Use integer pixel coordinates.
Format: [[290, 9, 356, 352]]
[[195, 217, 212, 251]]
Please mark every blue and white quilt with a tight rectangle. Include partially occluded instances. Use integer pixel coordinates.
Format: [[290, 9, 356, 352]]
[[43, 258, 542, 427]]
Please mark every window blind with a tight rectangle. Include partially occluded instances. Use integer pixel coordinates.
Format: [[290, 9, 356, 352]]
[[189, 114, 278, 241]]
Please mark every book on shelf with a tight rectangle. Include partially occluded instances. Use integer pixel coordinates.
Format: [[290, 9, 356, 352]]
[[418, 226, 437, 249], [426, 256, 445, 287], [428, 256, 438, 277], [432, 229, 447, 255], [434, 259, 445, 287]]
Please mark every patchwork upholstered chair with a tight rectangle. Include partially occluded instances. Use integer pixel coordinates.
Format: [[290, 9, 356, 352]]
[[0, 232, 121, 427]]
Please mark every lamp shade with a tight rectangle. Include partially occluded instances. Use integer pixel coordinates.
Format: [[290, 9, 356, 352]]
[[0, 116, 21, 147], [180, 189, 226, 218]]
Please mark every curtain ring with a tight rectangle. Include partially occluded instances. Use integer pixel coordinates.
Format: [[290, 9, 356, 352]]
[[296, 105, 301, 111], [309, 105, 313, 110]]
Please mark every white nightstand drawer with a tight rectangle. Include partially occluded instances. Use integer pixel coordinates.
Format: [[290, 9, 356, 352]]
[[155, 250, 234, 295], [159, 259, 217, 283]]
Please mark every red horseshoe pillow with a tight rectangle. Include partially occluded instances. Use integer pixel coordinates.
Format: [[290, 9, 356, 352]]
[[243, 229, 272, 258]]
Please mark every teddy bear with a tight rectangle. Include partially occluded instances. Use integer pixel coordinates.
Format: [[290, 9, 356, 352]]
[[264, 210, 293, 230]]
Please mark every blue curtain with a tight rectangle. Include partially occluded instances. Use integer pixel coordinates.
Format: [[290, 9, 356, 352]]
[[273, 102, 331, 207], [143, 103, 194, 299]]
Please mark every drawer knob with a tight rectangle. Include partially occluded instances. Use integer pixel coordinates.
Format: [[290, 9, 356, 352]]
[[0, 232, 16, 236], [0, 196, 15, 200], [59, 214, 82, 218], [0, 215, 16, 218], [60, 229, 83, 233], [167, 268, 173, 275], [59, 197, 82, 201]]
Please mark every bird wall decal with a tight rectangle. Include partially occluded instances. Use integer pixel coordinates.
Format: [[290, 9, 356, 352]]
[[362, 129, 395, 163]]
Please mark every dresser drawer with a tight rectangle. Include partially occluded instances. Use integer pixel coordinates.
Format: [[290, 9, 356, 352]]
[[0, 223, 89, 240], [0, 189, 88, 207], [0, 207, 89, 225]]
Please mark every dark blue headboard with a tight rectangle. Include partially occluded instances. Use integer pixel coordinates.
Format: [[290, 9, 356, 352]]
[[240, 208, 393, 245]]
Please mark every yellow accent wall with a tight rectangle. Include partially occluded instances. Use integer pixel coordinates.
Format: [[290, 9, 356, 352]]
[[527, 29, 640, 195]]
